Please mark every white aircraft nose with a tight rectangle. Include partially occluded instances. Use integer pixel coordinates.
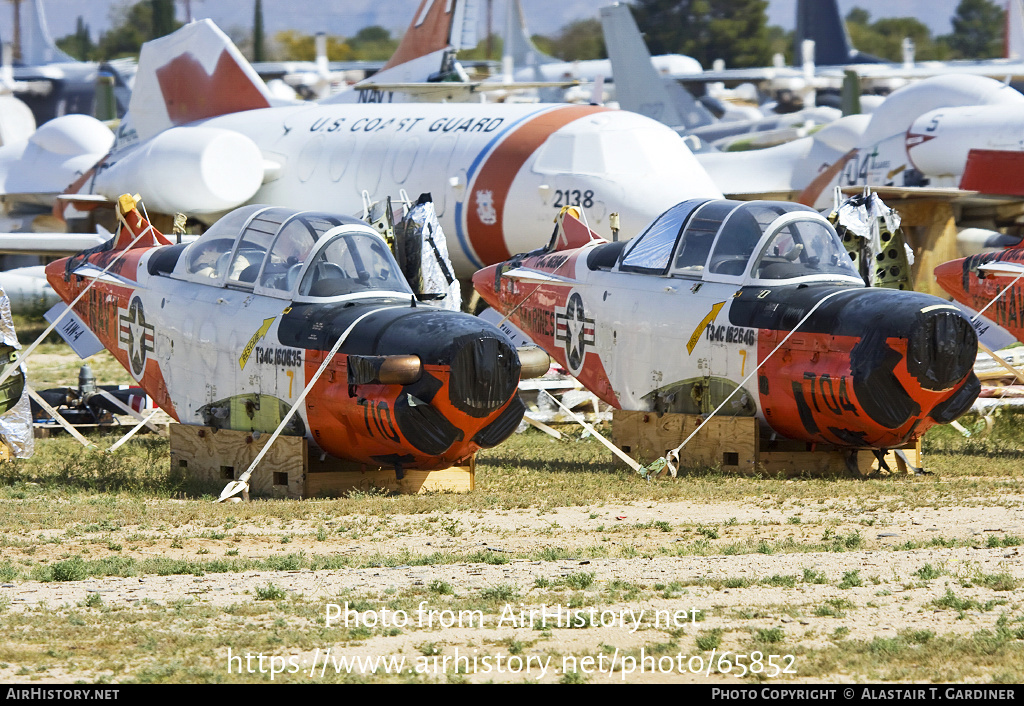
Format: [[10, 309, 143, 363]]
[[481, 112, 723, 269]]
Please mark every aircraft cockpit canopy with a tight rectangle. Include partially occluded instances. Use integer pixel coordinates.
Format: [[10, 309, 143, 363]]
[[170, 205, 413, 299], [616, 199, 862, 285]]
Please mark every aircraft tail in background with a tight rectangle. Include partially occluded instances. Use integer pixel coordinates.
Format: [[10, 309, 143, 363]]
[[599, 3, 715, 131], [321, 0, 484, 103], [369, 0, 478, 83], [124, 20, 276, 144], [795, 0, 885, 65], [504, 0, 558, 77], [18, 0, 75, 66]]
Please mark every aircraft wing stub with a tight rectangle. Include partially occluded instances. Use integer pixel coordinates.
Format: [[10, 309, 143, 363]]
[[57, 193, 113, 206], [839, 186, 981, 201], [499, 267, 576, 286], [70, 263, 136, 287], [979, 261, 1024, 277]]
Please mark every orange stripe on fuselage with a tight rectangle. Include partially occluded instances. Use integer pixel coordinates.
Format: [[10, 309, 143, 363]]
[[797, 148, 857, 207], [466, 105, 610, 266]]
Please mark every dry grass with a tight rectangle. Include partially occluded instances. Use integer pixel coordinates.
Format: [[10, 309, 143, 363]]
[[1, 334, 1023, 683]]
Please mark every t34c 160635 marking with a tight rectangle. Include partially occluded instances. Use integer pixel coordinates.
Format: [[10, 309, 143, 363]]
[[46, 195, 526, 472], [474, 200, 980, 451]]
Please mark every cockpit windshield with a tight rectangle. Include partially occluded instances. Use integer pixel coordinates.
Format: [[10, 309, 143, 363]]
[[172, 206, 403, 298], [257, 212, 346, 293], [752, 218, 860, 281], [179, 204, 266, 281], [700, 202, 813, 277], [297, 232, 413, 298]]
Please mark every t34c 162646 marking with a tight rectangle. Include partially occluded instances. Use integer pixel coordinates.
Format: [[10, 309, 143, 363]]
[[474, 200, 980, 451], [46, 195, 526, 472]]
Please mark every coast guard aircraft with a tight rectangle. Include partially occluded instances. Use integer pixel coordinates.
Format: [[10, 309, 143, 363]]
[[42, 2, 720, 279], [46, 195, 526, 472], [474, 201, 980, 452]]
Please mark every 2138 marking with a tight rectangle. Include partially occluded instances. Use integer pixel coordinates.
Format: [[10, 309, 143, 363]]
[[553, 189, 595, 209]]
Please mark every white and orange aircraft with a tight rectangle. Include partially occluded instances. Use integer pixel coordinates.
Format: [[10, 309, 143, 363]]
[[474, 201, 980, 457], [39, 0, 720, 280], [46, 195, 526, 473]]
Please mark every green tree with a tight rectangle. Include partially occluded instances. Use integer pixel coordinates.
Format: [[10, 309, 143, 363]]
[[457, 34, 504, 63], [94, 0, 183, 59], [547, 18, 605, 61], [846, 10, 950, 61], [943, 0, 1004, 58], [631, 0, 774, 69], [150, 0, 176, 38], [56, 16, 95, 61], [846, 7, 871, 26], [348, 26, 398, 60], [273, 30, 354, 61]]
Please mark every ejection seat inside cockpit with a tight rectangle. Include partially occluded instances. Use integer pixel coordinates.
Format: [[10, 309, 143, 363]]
[[584, 199, 863, 288], [146, 205, 415, 301]]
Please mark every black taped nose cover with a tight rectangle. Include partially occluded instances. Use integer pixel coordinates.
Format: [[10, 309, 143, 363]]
[[448, 334, 521, 418], [907, 309, 977, 392]]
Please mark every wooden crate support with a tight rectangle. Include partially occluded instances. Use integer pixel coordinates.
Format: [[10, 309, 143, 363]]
[[169, 424, 474, 498], [611, 411, 922, 477], [887, 199, 959, 296]]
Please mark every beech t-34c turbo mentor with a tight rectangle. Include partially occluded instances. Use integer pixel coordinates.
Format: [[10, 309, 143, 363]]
[[45, 195, 526, 472], [474, 200, 981, 455]]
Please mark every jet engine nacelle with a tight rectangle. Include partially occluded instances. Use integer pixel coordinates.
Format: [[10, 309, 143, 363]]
[[93, 127, 264, 214]]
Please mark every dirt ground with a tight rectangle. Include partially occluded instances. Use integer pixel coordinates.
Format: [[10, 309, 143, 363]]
[[2, 494, 1023, 683]]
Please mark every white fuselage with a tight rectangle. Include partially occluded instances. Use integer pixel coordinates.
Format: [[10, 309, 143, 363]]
[[93, 102, 722, 278]]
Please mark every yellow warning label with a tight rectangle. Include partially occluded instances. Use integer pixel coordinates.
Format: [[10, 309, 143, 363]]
[[239, 317, 276, 370], [686, 301, 725, 355]]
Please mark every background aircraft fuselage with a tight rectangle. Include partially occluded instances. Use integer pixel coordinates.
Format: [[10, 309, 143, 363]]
[[85, 102, 722, 279]]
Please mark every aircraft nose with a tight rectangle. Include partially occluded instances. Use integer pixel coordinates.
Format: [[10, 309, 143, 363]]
[[904, 305, 977, 392], [847, 297, 978, 432], [447, 333, 521, 418], [754, 288, 979, 447], [933, 258, 967, 299], [375, 313, 525, 455]]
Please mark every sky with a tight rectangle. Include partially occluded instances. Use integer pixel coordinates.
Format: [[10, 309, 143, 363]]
[[1, 0, 967, 52]]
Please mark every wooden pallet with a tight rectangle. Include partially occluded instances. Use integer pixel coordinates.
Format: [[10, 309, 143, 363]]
[[169, 424, 474, 498], [611, 411, 922, 477]]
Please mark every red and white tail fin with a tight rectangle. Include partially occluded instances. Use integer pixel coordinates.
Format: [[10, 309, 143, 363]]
[[363, 0, 478, 84], [111, 194, 173, 250], [552, 208, 606, 252], [125, 20, 276, 144]]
